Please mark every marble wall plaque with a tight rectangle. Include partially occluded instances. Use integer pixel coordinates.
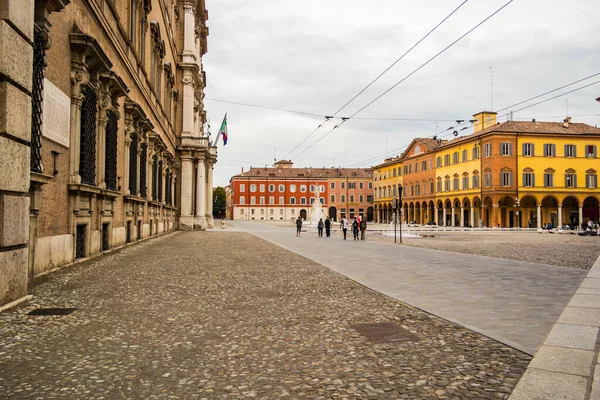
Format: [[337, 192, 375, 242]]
[[42, 78, 70, 148]]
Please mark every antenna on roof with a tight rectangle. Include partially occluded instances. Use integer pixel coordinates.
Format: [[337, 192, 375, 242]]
[[274, 146, 276, 162], [489, 66, 494, 111]]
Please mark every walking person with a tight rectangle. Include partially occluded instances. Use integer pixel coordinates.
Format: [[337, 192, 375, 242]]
[[352, 217, 359, 240], [296, 216, 302, 237], [317, 218, 324, 237], [340, 216, 349, 240], [325, 217, 331, 237], [360, 218, 367, 240]]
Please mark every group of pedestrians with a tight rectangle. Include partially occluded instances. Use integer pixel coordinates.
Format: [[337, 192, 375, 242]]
[[296, 215, 367, 240], [342, 216, 367, 240]]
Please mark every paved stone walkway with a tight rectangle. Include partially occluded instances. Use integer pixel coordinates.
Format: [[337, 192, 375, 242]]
[[232, 221, 588, 355], [510, 255, 600, 400], [0, 231, 530, 399]]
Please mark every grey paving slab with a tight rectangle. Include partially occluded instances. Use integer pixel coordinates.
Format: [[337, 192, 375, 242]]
[[569, 293, 600, 309], [233, 221, 588, 355], [558, 307, 600, 326], [527, 345, 594, 376], [510, 369, 588, 400]]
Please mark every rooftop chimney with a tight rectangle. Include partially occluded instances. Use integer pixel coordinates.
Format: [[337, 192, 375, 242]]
[[563, 117, 572, 128]]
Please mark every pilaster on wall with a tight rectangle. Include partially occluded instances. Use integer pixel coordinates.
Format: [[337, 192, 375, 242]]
[[0, 0, 34, 306]]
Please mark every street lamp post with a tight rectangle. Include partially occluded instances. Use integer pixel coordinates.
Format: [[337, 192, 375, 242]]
[[515, 197, 520, 228], [392, 197, 397, 243]]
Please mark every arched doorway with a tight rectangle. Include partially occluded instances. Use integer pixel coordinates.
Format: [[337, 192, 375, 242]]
[[498, 196, 515, 228], [541, 196, 559, 228], [483, 197, 493, 227], [367, 206, 374, 222], [520, 196, 537, 228], [413, 202, 420, 224], [328, 206, 337, 221], [463, 198, 471, 227], [583, 197, 599, 224], [563, 196, 580, 228], [300, 209, 307, 220], [473, 197, 482, 228], [444, 200, 452, 226]]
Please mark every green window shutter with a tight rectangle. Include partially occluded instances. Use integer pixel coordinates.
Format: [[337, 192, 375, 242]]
[[532, 173, 536, 187], [573, 145, 577, 158], [564, 144, 568, 157], [509, 143, 513, 156], [509, 172, 513, 187], [522, 173, 526, 186], [522, 143, 526, 156], [574, 174, 577, 188], [531, 144, 535, 156]]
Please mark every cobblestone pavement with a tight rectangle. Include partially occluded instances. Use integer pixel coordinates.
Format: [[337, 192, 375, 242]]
[[0, 231, 530, 399], [235, 222, 587, 355], [372, 230, 600, 269]]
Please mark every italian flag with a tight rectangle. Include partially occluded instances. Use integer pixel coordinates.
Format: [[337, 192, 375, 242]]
[[219, 113, 228, 145]]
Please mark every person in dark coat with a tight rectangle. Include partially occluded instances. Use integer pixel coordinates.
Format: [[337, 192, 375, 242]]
[[324, 217, 331, 237], [317, 218, 324, 237], [296, 216, 302, 237], [352, 217, 359, 240]]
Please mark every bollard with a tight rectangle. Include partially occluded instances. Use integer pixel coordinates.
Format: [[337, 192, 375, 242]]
[[221, 219, 226, 229]]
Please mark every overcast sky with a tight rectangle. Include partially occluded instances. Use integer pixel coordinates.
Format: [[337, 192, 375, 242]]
[[203, 0, 600, 187]]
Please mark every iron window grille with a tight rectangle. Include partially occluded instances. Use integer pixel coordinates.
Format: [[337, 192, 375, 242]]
[[75, 224, 86, 259], [152, 155, 158, 201], [105, 110, 118, 190], [157, 160, 163, 202], [31, 31, 47, 173], [80, 85, 98, 186], [129, 132, 138, 195], [140, 142, 147, 198]]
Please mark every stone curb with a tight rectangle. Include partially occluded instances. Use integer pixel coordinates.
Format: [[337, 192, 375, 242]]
[[0, 294, 33, 313], [509, 254, 600, 400]]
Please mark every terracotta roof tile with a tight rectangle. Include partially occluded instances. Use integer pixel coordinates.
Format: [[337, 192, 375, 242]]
[[232, 167, 373, 179], [476, 120, 600, 136]]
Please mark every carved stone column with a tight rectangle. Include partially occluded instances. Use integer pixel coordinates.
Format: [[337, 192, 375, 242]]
[[195, 155, 206, 229], [68, 66, 87, 184], [206, 160, 214, 228], [558, 205, 563, 228], [182, 3, 196, 61], [179, 151, 194, 229]]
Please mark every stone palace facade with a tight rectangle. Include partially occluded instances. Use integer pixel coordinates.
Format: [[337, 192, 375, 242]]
[[0, 0, 215, 308]]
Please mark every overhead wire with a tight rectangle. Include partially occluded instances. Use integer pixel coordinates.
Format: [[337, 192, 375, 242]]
[[282, 0, 470, 161], [290, 0, 515, 161], [348, 77, 600, 168], [496, 72, 600, 112]]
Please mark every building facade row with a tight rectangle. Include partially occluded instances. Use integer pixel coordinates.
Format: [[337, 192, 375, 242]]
[[0, 0, 214, 308], [229, 161, 374, 222], [373, 112, 600, 229]]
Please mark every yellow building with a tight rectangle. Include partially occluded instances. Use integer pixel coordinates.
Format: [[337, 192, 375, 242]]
[[372, 113, 600, 229], [373, 156, 402, 223], [515, 117, 600, 228]]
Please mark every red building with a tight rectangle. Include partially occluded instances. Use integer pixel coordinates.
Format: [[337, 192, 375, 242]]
[[230, 161, 373, 221]]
